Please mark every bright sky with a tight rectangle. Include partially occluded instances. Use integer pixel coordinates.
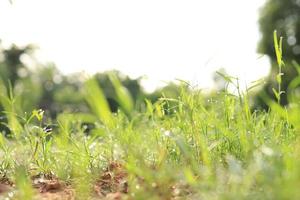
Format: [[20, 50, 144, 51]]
[[0, 0, 269, 91]]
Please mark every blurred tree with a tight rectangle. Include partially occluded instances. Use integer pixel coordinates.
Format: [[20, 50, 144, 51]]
[[0, 43, 84, 119], [257, 0, 300, 108], [0, 41, 184, 125], [0, 42, 32, 87]]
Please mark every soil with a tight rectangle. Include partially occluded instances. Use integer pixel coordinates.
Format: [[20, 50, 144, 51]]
[[0, 162, 128, 200]]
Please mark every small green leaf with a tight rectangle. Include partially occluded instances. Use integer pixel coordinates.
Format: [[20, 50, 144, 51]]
[[145, 99, 154, 116], [32, 109, 44, 121], [273, 30, 283, 67], [272, 88, 279, 100], [276, 74, 282, 84]]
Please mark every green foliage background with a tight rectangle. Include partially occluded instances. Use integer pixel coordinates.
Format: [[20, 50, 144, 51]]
[[257, 0, 300, 108]]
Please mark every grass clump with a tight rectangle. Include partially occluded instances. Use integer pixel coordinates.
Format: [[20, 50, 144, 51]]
[[0, 76, 299, 200], [0, 33, 300, 199]]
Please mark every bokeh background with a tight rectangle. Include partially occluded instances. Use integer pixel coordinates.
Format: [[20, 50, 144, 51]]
[[0, 0, 300, 119]]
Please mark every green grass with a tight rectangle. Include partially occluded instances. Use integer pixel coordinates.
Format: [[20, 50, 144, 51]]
[[1, 32, 300, 199], [0, 76, 299, 199]]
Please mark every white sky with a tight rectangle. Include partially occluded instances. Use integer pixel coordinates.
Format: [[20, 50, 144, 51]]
[[0, 0, 270, 91]]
